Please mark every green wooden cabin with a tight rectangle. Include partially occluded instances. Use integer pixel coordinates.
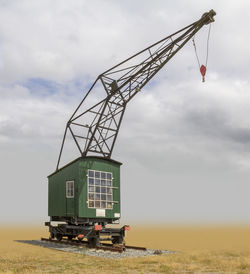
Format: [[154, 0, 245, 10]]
[[48, 156, 122, 224]]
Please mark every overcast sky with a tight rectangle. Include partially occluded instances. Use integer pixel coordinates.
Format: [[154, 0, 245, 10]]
[[1, 0, 250, 225]]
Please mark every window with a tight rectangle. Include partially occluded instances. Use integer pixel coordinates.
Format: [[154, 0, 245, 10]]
[[66, 181, 74, 198], [88, 170, 113, 209]]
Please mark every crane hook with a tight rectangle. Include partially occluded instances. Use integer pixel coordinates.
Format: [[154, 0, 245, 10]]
[[200, 65, 206, 82]]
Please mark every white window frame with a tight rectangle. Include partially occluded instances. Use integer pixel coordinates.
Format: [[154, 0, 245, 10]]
[[87, 169, 113, 210], [66, 180, 74, 198]]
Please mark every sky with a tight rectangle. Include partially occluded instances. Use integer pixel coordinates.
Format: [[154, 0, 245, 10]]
[[1, 0, 250, 225]]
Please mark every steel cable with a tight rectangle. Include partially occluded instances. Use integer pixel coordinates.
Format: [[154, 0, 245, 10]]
[[192, 23, 211, 69]]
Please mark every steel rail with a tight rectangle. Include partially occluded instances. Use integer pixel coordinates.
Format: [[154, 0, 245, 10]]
[[41, 237, 147, 253]]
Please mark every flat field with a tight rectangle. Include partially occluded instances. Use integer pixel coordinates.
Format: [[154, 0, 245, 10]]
[[1, 225, 250, 273]]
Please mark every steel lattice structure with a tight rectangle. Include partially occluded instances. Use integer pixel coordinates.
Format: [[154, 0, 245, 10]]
[[56, 10, 216, 170]]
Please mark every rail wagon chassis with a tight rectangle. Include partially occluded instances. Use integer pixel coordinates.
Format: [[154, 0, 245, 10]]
[[46, 222, 130, 246]]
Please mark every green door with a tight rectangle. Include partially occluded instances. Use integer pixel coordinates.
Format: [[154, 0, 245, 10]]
[[66, 180, 75, 216]]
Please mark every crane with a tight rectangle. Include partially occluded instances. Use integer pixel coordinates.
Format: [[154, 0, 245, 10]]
[[56, 9, 216, 170], [46, 9, 216, 246]]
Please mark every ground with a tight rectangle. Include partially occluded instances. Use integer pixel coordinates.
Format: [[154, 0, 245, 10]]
[[0, 225, 250, 273]]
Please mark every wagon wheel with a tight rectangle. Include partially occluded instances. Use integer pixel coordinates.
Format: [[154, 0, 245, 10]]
[[56, 234, 62, 241], [49, 232, 55, 240], [88, 237, 99, 247], [112, 236, 123, 244]]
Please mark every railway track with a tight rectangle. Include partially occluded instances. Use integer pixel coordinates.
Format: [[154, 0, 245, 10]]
[[41, 237, 147, 253]]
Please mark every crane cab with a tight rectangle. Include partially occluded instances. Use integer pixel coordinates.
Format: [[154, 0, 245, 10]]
[[48, 156, 121, 225]]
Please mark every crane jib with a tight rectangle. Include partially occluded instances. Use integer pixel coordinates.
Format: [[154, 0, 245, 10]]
[[56, 10, 216, 171]]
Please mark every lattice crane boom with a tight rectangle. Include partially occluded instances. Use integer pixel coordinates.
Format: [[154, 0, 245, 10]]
[[56, 9, 216, 170]]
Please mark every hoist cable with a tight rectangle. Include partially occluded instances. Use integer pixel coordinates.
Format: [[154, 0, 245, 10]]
[[192, 24, 211, 68], [192, 36, 200, 68], [205, 23, 211, 67], [192, 23, 212, 82]]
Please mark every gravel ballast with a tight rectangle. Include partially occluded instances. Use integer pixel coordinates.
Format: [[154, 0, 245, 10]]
[[16, 240, 175, 259]]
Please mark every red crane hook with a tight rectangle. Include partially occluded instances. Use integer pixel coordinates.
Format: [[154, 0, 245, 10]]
[[200, 65, 206, 82]]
